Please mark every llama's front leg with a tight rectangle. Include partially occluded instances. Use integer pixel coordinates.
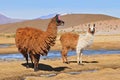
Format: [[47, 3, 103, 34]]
[[77, 52, 80, 64], [79, 52, 83, 64], [76, 48, 81, 64], [23, 53, 29, 68], [77, 49, 83, 65], [61, 47, 69, 64]]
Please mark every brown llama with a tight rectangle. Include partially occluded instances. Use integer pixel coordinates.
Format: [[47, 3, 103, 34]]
[[60, 24, 95, 64], [15, 14, 64, 71]]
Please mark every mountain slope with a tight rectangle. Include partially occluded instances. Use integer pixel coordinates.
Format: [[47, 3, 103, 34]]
[[0, 13, 24, 24], [39, 13, 56, 19], [0, 14, 118, 33], [59, 19, 120, 35], [60, 14, 118, 28]]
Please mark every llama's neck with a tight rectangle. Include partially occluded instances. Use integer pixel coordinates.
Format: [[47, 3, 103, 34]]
[[45, 21, 58, 48], [76, 31, 94, 50], [84, 32, 94, 41], [78, 31, 94, 39], [86, 32, 94, 37], [46, 21, 57, 35]]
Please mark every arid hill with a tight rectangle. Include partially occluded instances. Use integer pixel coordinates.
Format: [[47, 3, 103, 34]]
[[0, 19, 50, 33], [0, 14, 118, 33], [59, 19, 120, 35], [60, 14, 118, 28]]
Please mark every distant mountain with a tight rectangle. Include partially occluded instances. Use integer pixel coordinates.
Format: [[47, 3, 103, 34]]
[[39, 13, 56, 19], [38, 13, 68, 19], [0, 13, 24, 24], [0, 14, 119, 33]]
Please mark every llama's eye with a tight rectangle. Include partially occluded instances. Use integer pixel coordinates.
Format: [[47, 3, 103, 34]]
[[57, 20, 61, 23]]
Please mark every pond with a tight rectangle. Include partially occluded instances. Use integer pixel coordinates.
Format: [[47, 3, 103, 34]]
[[0, 44, 12, 48], [39, 69, 97, 77], [0, 50, 120, 60]]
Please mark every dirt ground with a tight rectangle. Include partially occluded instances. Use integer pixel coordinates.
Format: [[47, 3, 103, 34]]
[[0, 35, 120, 80], [0, 54, 120, 80]]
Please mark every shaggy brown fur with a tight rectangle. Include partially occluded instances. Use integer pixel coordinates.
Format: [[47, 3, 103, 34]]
[[15, 15, 64, 71], [60, 33, 79, 63]]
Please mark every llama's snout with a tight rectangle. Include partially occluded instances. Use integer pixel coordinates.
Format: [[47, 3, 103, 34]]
[[57, 20, 64, 26]]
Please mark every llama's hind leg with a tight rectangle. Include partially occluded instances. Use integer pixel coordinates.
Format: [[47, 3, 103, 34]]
[[29, 52, 34, 68], [61, 47, 69, 64]]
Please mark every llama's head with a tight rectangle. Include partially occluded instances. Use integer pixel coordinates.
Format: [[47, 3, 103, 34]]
[[88, 24, 95, 35], [53, 14, 64, 26]]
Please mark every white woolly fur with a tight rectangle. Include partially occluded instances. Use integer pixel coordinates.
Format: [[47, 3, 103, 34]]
[[76, 24, 95, 64]]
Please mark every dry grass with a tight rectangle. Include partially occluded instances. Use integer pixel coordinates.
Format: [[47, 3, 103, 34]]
[[90, 41, 120, 50], [0, 47, 18, 54], [0, 54, 120, 80], [0, 37, 15, 44], [0, 33, 120, 80], [0, 34, 120, 54], [52, 34, 120, 50]]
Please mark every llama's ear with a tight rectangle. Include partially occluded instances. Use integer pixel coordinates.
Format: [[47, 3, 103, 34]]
[[88, 24, 90, 27], [55, 14, 59, 17], [55, 14, 60, 20]]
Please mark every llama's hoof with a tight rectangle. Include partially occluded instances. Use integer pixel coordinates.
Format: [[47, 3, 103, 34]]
[[64, 62, 69, 64], [77, 61, 84, 65], [78, 63, 84, 65], [31, 64, 34, 68], [26, 65, 29, 68], [34, 68, 39, 72]]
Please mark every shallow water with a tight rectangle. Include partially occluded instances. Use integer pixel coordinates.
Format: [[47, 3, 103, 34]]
[[40, 73, 57, 77], [0, 44, 11, 48], [38, 69, 97, 77], [0, 50, 120, 60], [66, 69, 97, 75]]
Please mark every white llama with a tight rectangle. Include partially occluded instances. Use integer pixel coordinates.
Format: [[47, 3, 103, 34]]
[[76, 24, 95, 64]]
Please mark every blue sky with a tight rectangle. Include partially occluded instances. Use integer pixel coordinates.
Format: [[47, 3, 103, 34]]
[[0, 0, 120, 19]]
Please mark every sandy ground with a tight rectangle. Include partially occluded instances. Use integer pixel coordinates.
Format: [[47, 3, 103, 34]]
[[0, 37, 17, 54], [0, 37, 15, 44], [0, 35, 120, 80], [0, 54, 119, 80], [0, 47, 18, 54]]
